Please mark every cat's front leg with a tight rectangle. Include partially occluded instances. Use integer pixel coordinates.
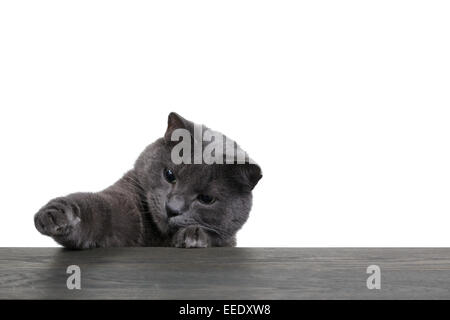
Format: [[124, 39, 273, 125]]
[[34, 189, 143, 249], [172, 225, 211, 248], [34, 197, 83, 248]]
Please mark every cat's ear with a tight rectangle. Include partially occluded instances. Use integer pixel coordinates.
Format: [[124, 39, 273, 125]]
[[164, 112, 194, 142], [236, 163, 263, 191]]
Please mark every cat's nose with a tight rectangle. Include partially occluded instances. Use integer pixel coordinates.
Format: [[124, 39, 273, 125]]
[[165, 196, 185, 218]]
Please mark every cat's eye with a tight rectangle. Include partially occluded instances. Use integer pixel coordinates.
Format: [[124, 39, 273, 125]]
[[197, 194, 216, 205], [164, 168, 176, 184]]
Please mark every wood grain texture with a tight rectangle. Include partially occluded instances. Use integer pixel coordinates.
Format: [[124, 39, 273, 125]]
[[0, 248, 449, 299]]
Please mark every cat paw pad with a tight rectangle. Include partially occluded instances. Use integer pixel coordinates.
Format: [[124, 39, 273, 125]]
[[34, 198, 80, 236], [173, 225, 209, 248]]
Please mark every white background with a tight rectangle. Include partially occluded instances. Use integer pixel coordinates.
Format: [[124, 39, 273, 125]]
[[1, 1, 449, 247]]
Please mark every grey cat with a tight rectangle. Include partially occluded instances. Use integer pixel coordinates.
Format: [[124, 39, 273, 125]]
[[34, 112, 262, 249]]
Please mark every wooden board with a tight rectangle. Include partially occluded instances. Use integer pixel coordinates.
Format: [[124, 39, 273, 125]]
[[0, 248, 449, 299]]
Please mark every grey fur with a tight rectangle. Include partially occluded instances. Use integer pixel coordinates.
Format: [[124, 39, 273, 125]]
[[34, 112, 262, 249]]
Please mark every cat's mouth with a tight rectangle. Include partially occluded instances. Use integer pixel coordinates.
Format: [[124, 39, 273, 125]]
[[167, 215, 195, 229], [167, 215, 221, 237]]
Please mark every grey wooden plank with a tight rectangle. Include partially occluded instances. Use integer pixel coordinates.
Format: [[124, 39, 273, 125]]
[[0, 248, 449, 299]]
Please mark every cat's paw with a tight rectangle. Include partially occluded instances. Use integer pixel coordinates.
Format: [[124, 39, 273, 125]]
[[34, 198, 81, 237], [173, 225, 210, 248]]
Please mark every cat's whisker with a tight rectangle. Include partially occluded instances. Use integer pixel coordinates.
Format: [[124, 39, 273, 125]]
[[193, 220, 233, 239]]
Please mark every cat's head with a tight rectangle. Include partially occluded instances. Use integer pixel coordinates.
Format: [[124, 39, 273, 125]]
[[134, 112, 262, 244]]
